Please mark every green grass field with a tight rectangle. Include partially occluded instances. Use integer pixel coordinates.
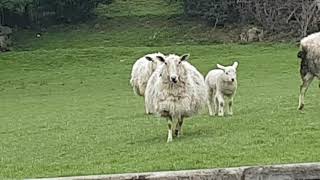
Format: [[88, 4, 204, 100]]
[[1, 0, 320, 179]]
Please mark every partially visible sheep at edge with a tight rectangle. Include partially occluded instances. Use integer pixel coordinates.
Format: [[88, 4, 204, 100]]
[[130, 52, 165, 97], [205, 62, 238, 117], [297, 32, 320, 110], [145, 54, 207, 142]]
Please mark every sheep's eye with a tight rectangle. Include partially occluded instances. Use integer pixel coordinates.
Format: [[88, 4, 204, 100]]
[[226, 72, 229, 75], [164, 62, 167, 65]]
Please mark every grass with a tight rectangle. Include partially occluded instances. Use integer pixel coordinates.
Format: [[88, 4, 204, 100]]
[[1, 44, 320, 179], [1, 0, 320, 179], [95, 0, 183, 17], [12, 16, 240, 51]]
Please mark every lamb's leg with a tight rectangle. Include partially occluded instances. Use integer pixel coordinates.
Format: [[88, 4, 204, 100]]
[[298, 73, 314, 110], [214, 95, 218, 116], [207, 88, 214, 116], [226, 96, 234, 116], [216, 93, 225, 117], [175, 117, 184, 138], [211, 87, 217, 115], [167, 117, 173, 143]]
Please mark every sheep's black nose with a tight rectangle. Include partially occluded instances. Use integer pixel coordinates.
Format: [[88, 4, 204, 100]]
[[171, 77, 177, 83], [231, 78, 235, 82]]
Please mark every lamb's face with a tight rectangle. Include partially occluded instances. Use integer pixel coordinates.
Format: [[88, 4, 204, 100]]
[[217, 62, 239, 83], [157, 54, 189, 84]]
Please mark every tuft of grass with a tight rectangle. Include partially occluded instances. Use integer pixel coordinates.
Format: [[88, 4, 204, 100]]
[[1, 44, 320, 179]]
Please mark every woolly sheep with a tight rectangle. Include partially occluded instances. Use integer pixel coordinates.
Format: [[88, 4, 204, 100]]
[[205, 62, 238, 117], [297, 32, 320, 110], [130, 52, 165, 97], [145, 54, 207, 142]]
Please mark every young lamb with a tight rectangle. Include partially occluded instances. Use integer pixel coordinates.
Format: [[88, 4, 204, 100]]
[[297, 32, 320, 110], [145, 54, 206, 142], [130, 52, 165, 97], [205, 62, 238, 117]]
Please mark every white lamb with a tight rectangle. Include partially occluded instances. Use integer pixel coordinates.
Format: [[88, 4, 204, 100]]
[[130, 52, 165, 97], [205, 62, 239, 117], [145, 54, 207, 142]]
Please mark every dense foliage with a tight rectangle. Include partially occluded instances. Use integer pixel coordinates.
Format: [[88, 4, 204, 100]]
[[0, 0, 113, 27], [183, 0, 320, 37]]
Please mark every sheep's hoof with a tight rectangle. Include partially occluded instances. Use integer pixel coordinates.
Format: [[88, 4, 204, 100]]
[[298, 104, 304, 110], [218, 113, 224, 117], [167, 138, 173, 143]]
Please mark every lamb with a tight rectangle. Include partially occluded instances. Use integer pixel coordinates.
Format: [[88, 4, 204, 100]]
[[145, 54, 207, 142], [297, 32, 320, 110], [205, 62, 238, 117], [130, 52, 165, 97]]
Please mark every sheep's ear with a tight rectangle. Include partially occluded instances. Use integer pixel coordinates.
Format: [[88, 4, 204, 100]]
[[233, 62, 239, 69], [180, 54, 190, 61], [217, 64, 226, 70], [157, 56, 166, 63], [145, 56, 153, 62]]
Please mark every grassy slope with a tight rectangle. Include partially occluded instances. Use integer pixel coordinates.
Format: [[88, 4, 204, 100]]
[[1, 0, 320, 179]]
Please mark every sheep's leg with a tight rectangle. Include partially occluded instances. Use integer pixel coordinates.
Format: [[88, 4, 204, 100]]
[[298, 73, 314, 110], [216, 93, 225, 117], [207, 88, 214, 116], [175, 117, 184, 137], [167, 117, 173, 143], [144, 97, 152, 115], [145, 103, 151, 115], [226, 97, 234, 116]]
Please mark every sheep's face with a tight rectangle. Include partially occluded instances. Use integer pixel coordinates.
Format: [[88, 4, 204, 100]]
[[157, 54, 189, 84], [217, 62, 239, 83]]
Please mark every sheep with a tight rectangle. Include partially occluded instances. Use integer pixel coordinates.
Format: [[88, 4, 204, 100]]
[[297, 32, 320, 110], [130, 52, 165, 97], [205, 62, 238, 117], [145, 54, 207, 142]]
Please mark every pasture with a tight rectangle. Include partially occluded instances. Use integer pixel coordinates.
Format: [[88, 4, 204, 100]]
[[1, 42, 320, 179], [1, 0, 320, 179]]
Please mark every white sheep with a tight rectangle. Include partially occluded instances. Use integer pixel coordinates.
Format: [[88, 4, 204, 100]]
[[145, 54, 207, 142], [297, 32, 320, 110], [205, 62, 238, 117], [130, 52, 165, 97]]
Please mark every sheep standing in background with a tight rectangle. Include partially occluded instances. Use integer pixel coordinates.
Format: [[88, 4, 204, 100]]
[[297, 32, 320, 110], [145, 54, 206, 142], [205, 62, 238, 117], [130, 52, 165, 97]]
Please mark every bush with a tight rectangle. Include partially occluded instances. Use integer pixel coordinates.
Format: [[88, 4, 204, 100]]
[[183, 0, 239, 26], [182, 0, 320, 37], [0, 0, 113, 28]]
